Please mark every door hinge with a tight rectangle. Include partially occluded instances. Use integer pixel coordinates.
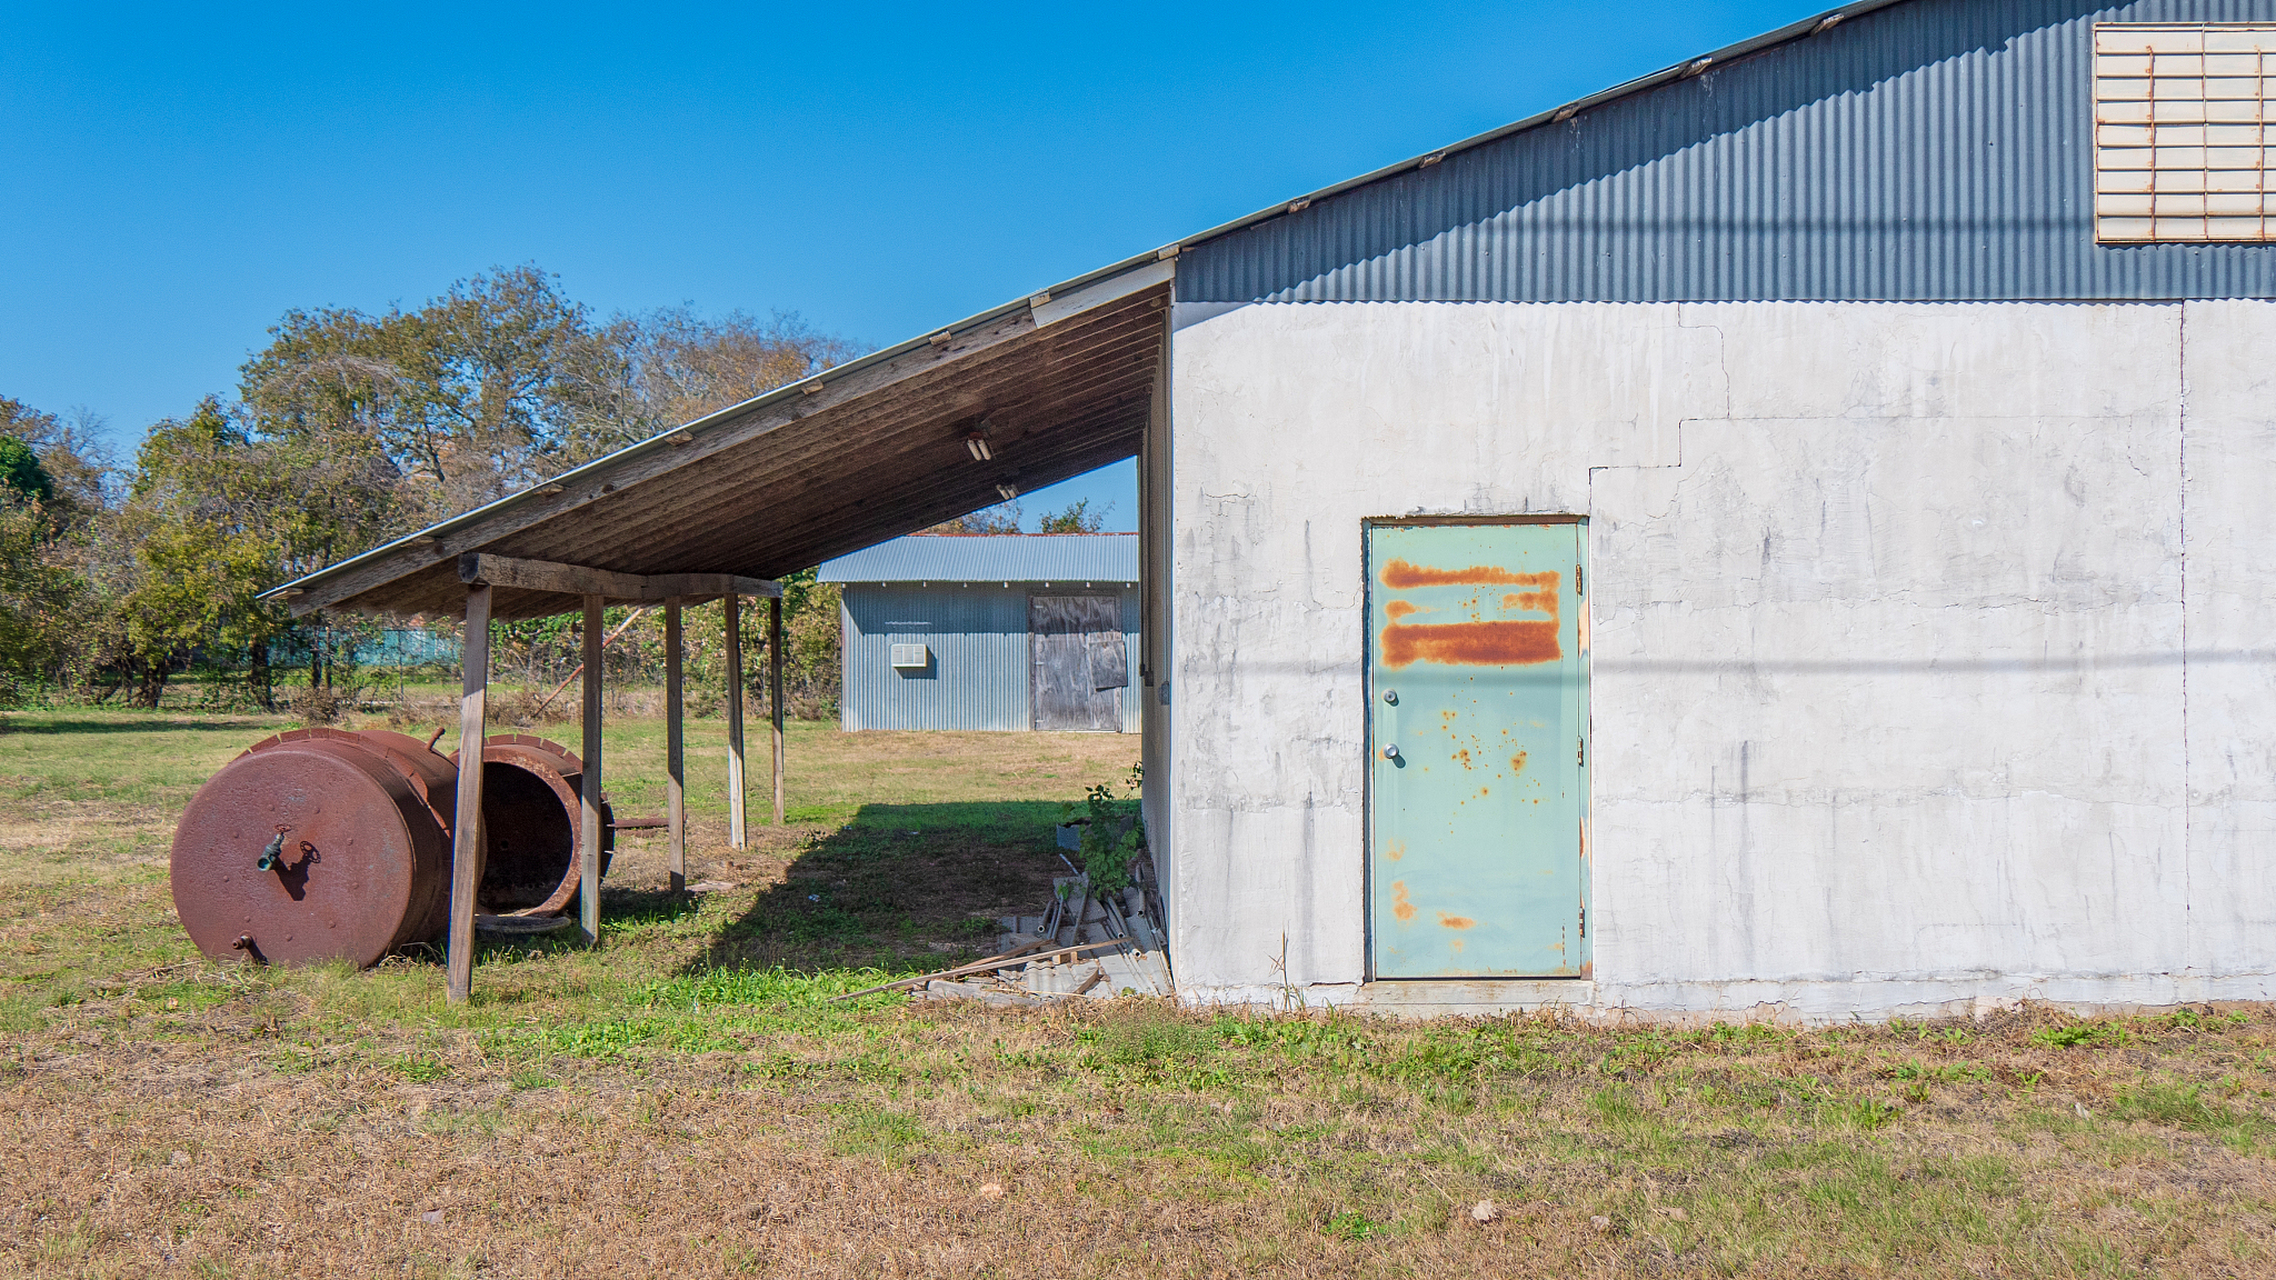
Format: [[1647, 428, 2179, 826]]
[[1579, 904, 1587, 938], [1576, 563, 1584, 596], [1577, 737, 1586, 767]]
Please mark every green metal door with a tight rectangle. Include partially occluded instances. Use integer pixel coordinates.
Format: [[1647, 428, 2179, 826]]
[[1367, 521, 1588, 978]]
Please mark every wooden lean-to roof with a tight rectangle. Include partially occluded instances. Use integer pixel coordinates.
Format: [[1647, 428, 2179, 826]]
[[267, 262, 1170, 622]]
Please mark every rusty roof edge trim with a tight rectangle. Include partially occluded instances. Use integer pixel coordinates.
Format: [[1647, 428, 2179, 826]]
[[1164, 0, 1913, 257], [260, 257, 1177, 607]]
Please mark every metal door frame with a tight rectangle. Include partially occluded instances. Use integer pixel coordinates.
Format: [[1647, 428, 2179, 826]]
[[1360, 514, 1590, 982]]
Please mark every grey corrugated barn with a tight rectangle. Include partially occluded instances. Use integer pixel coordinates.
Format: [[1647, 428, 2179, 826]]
[[819, 535, 1140, 733]]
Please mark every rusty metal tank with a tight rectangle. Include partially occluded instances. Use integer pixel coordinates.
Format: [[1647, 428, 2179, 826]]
[[170, 728, 463, 967], [171, 729, 615, 968], [448, 734, 614, 918]]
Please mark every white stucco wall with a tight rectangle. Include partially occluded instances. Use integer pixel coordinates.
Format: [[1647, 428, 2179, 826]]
[[1166, 298, 2276, 1021]]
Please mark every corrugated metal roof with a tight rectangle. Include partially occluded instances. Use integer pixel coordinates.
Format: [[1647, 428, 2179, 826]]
[[820, 534, 1139, 584], [1178, 0, 2276, 303]]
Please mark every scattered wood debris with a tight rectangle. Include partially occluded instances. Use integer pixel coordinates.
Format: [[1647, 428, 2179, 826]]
[[852, 851, 1174, 1007]]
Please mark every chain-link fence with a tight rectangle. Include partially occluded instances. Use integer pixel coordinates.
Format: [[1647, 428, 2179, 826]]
[[87, 587, 842, 726]]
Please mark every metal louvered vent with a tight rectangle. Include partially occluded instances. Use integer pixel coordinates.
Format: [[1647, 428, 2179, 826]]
[[2096, 24, 2276, 245]]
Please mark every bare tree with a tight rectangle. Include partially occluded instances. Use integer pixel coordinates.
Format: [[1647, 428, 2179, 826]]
[[572, 307, 864, 461]]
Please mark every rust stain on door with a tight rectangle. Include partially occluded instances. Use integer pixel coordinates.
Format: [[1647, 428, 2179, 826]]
[[1379, 619, 1560, 667], [1381, 560, 1558, 589], [1379, 568, 1561, 669]]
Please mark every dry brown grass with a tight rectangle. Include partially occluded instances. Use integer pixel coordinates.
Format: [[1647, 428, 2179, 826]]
[[7, 997, 2274, 1278], [3, 709, 2273, 1277]]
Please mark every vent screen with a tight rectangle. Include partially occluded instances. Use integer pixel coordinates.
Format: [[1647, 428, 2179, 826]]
[[2096, 24, 2276, 244]]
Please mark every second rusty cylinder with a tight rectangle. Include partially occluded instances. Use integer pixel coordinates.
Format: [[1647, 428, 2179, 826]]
[[450, 733, 614, 917]]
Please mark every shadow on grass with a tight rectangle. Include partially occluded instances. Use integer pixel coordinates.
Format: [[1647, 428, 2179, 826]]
[[0, 716, 286, 736], [682, 800, 1069, 977], [454, 887, 710, 970], [439, 802, 1066, 978]]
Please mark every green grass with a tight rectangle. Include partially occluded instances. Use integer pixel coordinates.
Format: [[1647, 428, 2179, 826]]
[[2, 707, 2274, 1277]]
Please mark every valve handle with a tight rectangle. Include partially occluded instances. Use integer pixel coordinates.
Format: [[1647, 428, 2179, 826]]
[[256, 829, 287, 872]]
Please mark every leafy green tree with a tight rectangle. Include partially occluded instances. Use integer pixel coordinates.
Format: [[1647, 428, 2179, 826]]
[[1036, 497, 1109, 534], [0, 397, 111, 524], [0, 402, 106, 699], [0, 436, 53, 503], [108, 397, 397, 707], [924, 501, 1022, 535], [108, 401, 274, 705], [11, 268, 860, 709], [773, 569, 842, 716], [0, 490, 82, 693], [240, 265, 606, 523], [241, 266, 860, 529]]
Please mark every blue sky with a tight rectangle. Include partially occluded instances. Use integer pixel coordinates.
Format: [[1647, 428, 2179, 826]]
[[1, 1, 1824, 531]]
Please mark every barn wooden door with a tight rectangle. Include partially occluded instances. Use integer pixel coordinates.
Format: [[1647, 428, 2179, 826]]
[[1030, 595, 1126, 732]]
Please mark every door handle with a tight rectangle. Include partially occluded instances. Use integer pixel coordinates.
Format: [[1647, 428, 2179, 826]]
[[1382, 744, 1400, 760]]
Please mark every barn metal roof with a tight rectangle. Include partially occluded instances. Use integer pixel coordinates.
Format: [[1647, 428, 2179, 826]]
[[819, 534, 1138, 585], [1180, 0, 2276, 304]]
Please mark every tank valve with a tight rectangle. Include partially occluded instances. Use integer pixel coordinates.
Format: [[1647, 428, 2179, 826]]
[[256, 828, 288, 872]]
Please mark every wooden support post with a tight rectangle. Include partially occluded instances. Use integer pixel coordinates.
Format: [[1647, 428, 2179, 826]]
[[725, 594, 747, 850], [665, 596, 685, 893], [447, 584, 491, 1004], [770, 594, 786, 826], [579, 594, 604, 946]]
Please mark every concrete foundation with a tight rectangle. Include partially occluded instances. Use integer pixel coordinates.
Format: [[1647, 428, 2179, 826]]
[[1162, 298, 2276, 1021]]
